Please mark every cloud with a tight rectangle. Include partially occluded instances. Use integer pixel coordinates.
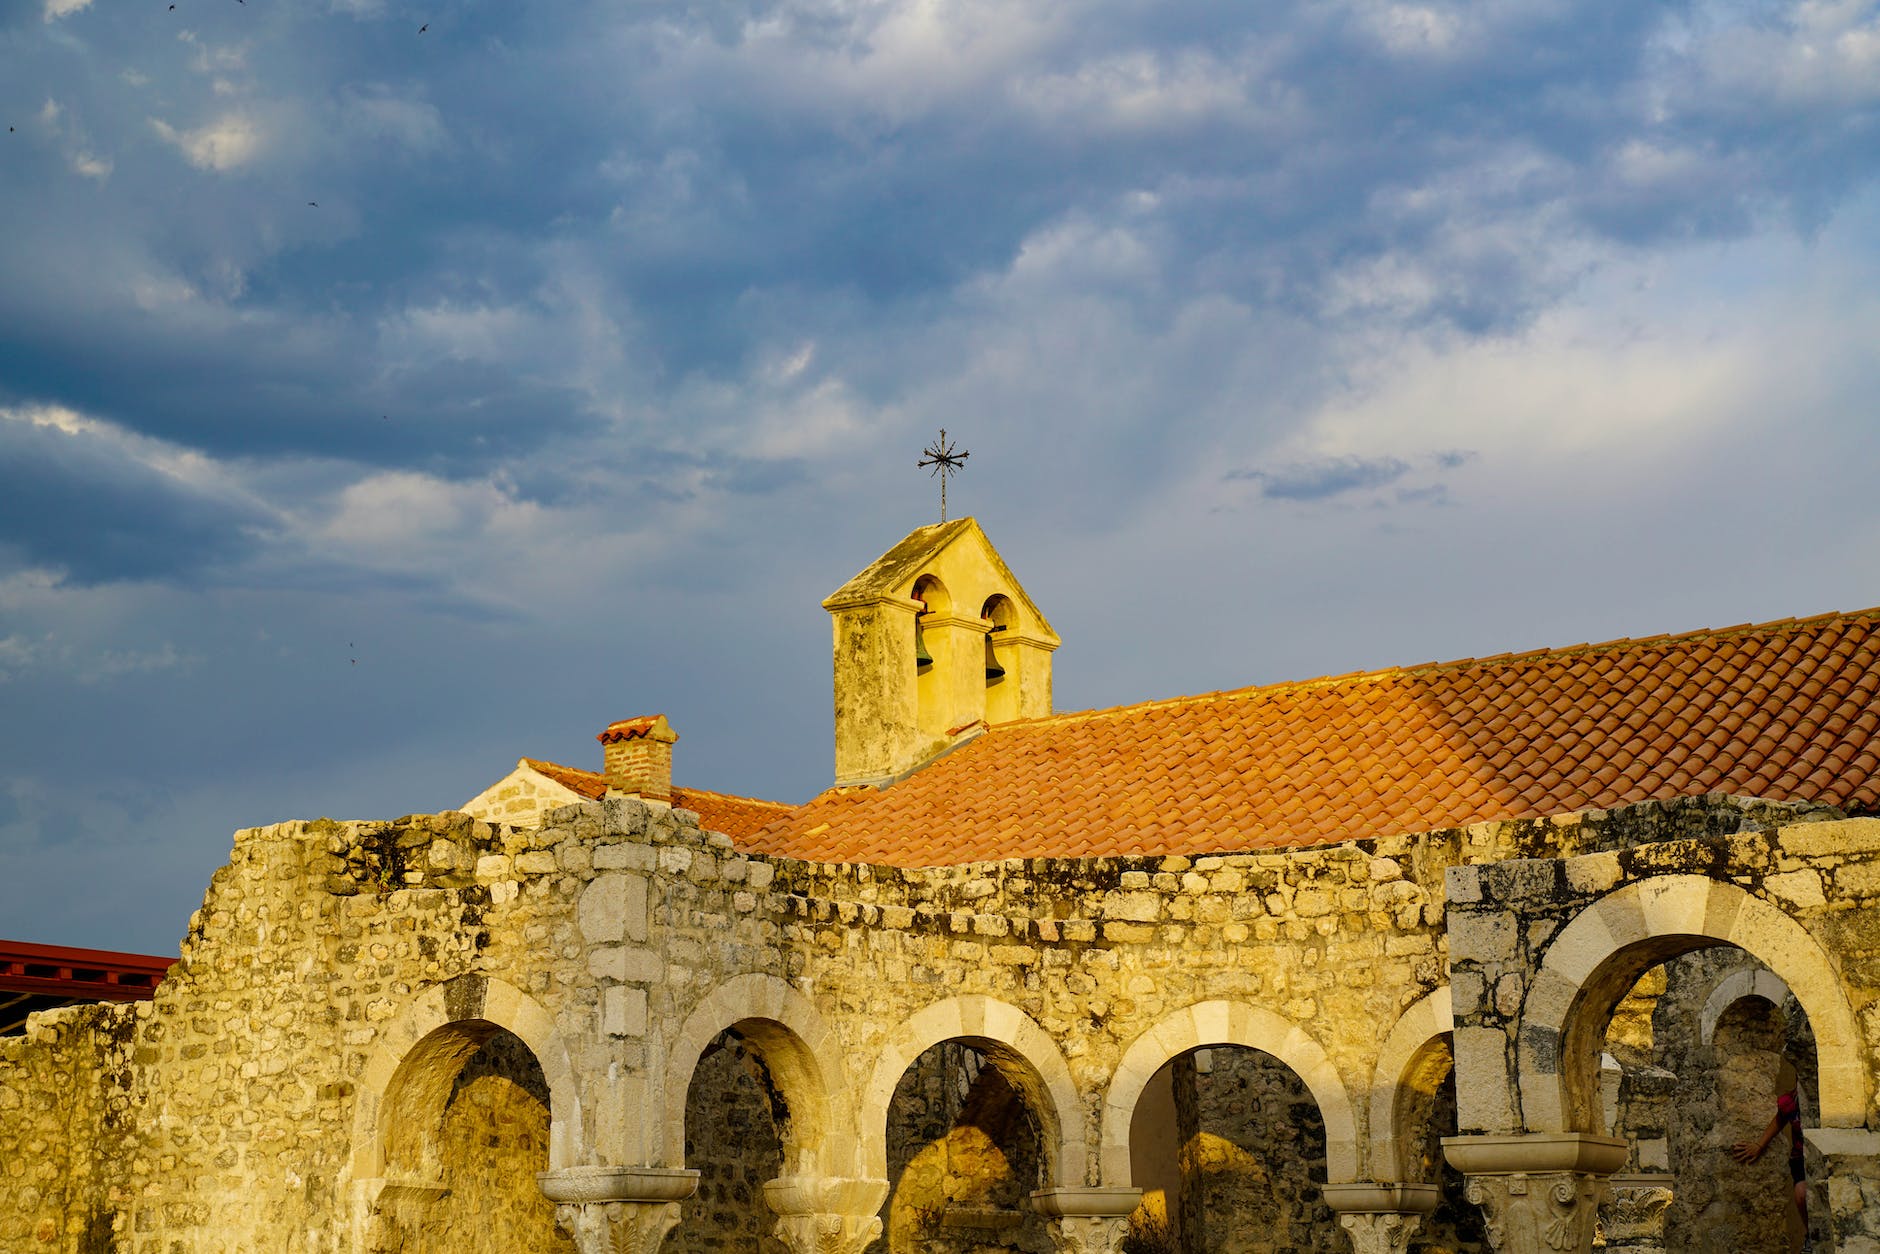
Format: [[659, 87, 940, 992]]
[[1230, 454, 1412, 500], [42, 0, 90, 21], [0, 405, 278, 584], [149, 114, 263, 171]]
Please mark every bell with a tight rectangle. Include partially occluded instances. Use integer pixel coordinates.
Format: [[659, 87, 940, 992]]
[[915, 624, 933, 668], [984, 634, 1005, 681]]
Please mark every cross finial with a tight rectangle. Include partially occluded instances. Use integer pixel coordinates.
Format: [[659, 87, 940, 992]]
[[916, 428, 969, 522]]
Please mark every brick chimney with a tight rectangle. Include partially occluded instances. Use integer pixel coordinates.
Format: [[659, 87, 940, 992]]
[[597, 714, 678, 804]]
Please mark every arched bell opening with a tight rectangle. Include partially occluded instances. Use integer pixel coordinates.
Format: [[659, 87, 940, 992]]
[[374, 1022, 572, 1254], [980, 594, 1017, 724], [1124, 1046, 1339, 1254], [663, 1027, 791, 1254], [911, 574, 950, 741], [878, 1039, 1051, 1254]]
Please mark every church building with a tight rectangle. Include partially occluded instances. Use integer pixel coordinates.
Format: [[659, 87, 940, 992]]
[[5, 518, 1880, 1254]]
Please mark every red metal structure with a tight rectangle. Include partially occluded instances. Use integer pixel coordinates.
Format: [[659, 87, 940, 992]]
[[0, 940, 175, 1035]]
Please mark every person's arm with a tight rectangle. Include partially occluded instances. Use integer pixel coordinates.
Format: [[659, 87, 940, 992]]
[[1732, 1113, 1781, 1164]]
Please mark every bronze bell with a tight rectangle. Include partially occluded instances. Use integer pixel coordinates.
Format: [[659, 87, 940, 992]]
[[984, 632, 1005, 681], [915, 622, 933, 668]]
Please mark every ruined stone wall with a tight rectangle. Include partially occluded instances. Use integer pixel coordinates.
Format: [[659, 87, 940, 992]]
[[423, 1032, 572, 1254], [0, 794, 1869, 1253], [874, 1044, 1052, 1254], [0, 1002, 136, 1251], [1173, 1048, 1336, 1254], [666, 1032, 789, 1254]]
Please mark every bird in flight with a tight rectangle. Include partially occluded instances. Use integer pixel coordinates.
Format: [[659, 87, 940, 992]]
[[418, 23, 428, 32], [308, 201, 318, 207]]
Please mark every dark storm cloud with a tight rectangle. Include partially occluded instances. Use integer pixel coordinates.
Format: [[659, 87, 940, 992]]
[[0, 412, 273, 583]]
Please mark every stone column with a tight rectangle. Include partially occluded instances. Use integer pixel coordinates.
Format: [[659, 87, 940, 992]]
[[763, 1175, 891, 1254], [538, 1166, 701, 1254], [1321, 1183, 1441, 1254], [1444, 1133, 1627, 1254], [1806, 1127, 1880, 1251], [1030, 1186, 1143, 1254], [1596, 1173, 1673, 1253]]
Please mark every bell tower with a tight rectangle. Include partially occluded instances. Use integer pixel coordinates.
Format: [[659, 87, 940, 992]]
[[824, 518, 1059, 787]]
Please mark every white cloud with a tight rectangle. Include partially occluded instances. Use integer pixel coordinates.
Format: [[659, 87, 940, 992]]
[[42, 0, 92, 21], [149, 114, 264, 171], [70, 151, 111, 180]]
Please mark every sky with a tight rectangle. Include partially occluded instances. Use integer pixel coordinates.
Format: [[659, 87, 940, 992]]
[[2, 0, 1879, 954]]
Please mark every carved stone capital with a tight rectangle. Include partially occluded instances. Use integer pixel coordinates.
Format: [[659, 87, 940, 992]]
[[1040, 1214, 1132, 1254], [1029, 1188, 1142, 1254], [763, 1175, 891, 1254], [1336, 1210, 1426, 1254], [1463, 1172, 1607, 1253], [551, 1200, 684, 1254], [1597, 1173, 1673, 1251], [1444, 1132, 1625, 1253], [771, 1210, 883, 1254]]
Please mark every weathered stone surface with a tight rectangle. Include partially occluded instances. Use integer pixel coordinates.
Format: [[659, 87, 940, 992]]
[[2, 794, 1876, 1254]]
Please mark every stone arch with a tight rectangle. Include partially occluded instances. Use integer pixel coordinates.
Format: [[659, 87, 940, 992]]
[[1520, 874, 1866, 1134], [662, 973, 854, 1177], [351, 974, 583, 1183], [859, 994, 1087, 1187], [1699, 966, 1793, 1047], [1100, 1000, 1360, 1186], [1367, 987, 1454, 1182]]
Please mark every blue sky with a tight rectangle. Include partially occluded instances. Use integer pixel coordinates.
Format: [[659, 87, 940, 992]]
[[3, 0, 1879, 953]]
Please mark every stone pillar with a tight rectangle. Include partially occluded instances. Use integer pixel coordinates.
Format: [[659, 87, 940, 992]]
[[1321, 1183, 1441, 1254], [539, 1166, 700, 1254], [1806, 1127, 1880, 1251], [1596, 1173, 1673, 1253], [763, 1175, 891, 1254], [1030, 1186, 1143, 1254], [1444, 1133, 1627, 1254]]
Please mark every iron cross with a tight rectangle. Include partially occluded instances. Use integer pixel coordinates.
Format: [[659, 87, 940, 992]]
[[917, 428, 970, 522]]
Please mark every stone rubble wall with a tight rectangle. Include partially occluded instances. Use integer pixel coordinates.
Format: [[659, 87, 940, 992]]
[[0, 793, 1866, 1252]]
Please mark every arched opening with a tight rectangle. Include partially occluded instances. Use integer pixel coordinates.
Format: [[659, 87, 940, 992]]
[[1123, 1046, 1339, 1254], [912, 574, 950, 741], [663, 1028, 791, 1254], [981, 594, 1017, 724], [1378, 1035, 1487, 1252], [875, 1039, 1051, 1254], [1593, 952, 1827, 1252], [373, 1021, 572, 1253]]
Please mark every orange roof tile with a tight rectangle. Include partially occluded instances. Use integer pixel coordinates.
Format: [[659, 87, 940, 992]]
[[520, 758, 795, 842], [743, 607, 1880, 865]]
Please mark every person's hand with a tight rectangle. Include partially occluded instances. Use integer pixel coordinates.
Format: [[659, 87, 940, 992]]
[[1730, 1141, 1761, 1164]]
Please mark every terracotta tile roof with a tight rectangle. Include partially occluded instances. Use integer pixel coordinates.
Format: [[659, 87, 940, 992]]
[[598, 714, 673, 745], [520, 758, 795, 841], [744, 608, 1880, 865], [524, 758, 609, 801]]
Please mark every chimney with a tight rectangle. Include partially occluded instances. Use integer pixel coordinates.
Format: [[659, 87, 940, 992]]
[[597, 714, 678, 804]]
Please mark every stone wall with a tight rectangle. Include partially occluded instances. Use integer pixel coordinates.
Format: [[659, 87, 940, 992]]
[[1173, 1048, 1336, 1254], [1, 794, 1875, 1252], [667, 1031, 789, 1254], [0, 1002, 136, 1251], [421, 1032, 571, 1254]]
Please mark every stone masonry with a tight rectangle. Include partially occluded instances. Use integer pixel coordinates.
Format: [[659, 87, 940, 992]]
[[5, 792, 1880, 1252]]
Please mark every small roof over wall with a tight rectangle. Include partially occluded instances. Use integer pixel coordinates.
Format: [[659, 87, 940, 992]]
[[0, 940, 174, 1035]]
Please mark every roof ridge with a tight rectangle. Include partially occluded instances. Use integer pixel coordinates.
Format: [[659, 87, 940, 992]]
[[1005, 604, 1880, 730], [671, 784, 796, 810]]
